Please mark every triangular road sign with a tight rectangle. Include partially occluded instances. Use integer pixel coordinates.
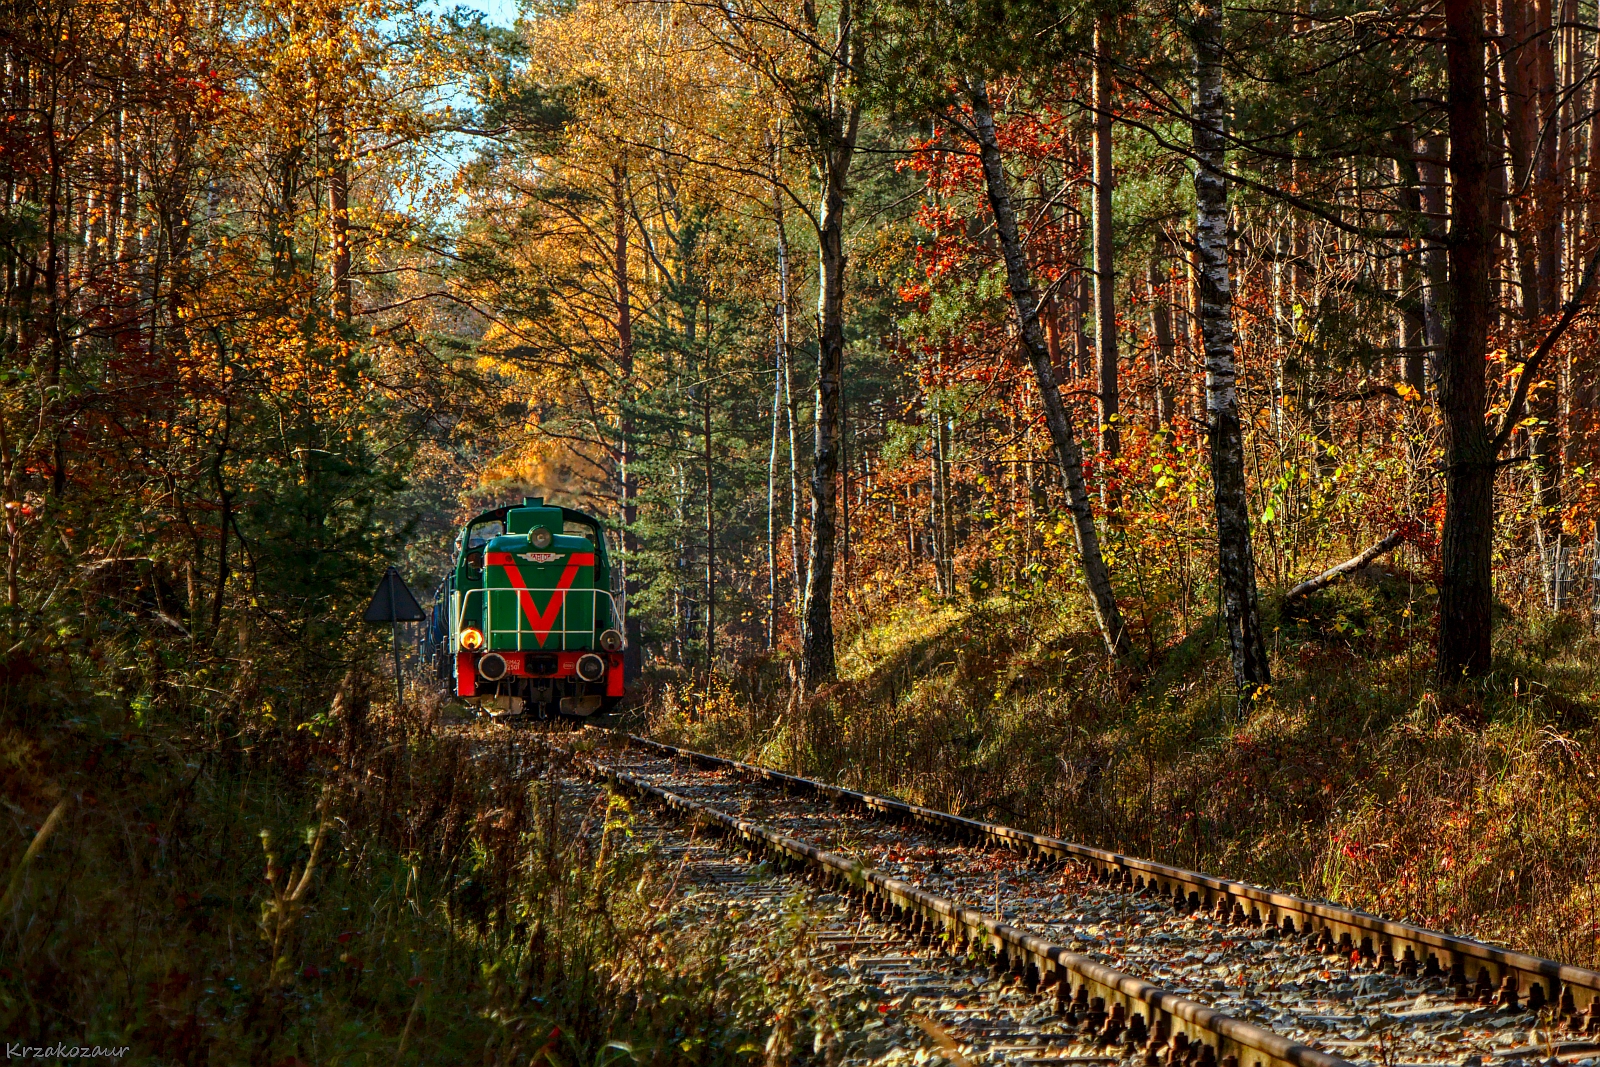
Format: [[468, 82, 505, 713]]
[[364, 566, 425, 623]]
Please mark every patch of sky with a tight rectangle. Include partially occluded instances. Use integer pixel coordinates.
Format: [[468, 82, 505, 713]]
[[397, 0, 527, 221]]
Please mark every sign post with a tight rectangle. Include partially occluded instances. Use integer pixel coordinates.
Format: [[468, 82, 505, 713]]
[[363, 566, 425, 708]]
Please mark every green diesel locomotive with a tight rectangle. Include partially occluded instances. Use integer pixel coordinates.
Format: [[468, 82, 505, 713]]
[[425, 497, 625, 718]]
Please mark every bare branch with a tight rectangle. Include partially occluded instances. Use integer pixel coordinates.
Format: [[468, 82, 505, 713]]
[[1283, 530, 1407, 602]]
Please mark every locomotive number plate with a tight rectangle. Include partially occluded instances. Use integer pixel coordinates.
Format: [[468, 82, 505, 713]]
[[520, 552, 562, 563]]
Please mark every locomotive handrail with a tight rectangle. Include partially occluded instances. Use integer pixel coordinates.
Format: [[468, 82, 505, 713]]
[[453, 586, 619, 652]]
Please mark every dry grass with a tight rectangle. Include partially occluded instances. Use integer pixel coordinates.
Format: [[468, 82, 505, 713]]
[[0, 668, 833, 1064], [651, 577, 1600, 966]]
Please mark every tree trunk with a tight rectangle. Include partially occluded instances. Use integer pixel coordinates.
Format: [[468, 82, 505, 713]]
[[1075, 262, 1093, 379], [904, 484, 914, 571], [1486, 24, 1510, 328], [1, 414, 18, 614], [841, 394, 852, 587], [799, 97, 860, 688], [767, 146, 786, 649], [271, 156, 296, 282], [1530, 0, 1563, 548], [704, 379, 715, 673], [44, 77, 66, 501], [1503, 0, 1542, 319], [612, 170, 643, 679], [966, 81, 1131, 659], [1283, 530, 1407, 602], [1532, 0, 1560, 316], [1192, 0, 1271, 691], [1399, 282, 1429, 392], [1590, 31, 1600, 238], [776, 193, 804, 624], [211, 396, 234, 637], [1186, 239, 1206, 421], [929, 412, 946, 594], [1419, 134, 1450, 352], [1147, 258, 1176, 433], [767, 305, 781, 648], [938, 411, 954, 591], [1437, 0, 1498, 680], [1392, 130, 1430, 392], [1092, 19, 1120, 461], [672, 466, 687, 665]]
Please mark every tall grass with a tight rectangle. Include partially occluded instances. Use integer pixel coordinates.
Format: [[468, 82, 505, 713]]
[[1, 673, 826, 1064]]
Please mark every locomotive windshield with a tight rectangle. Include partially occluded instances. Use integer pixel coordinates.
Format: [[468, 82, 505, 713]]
[[466, 520, 504, 548]]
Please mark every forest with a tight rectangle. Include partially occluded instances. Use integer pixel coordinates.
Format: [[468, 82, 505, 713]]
[[3, 0, 1600, 1057]]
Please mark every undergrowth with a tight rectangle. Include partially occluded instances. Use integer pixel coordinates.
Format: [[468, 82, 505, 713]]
[[0, 668, 833, 1064], [650, 572, 1600, 967]]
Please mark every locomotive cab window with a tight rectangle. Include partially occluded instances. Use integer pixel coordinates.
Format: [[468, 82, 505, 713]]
[[467, 521, 504, 548], [463, 520, 504, 576]]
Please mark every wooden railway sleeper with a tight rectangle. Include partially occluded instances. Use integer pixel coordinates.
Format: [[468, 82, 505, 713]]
[[567, 748, 1356, 1067], [612, 730, 1600, 1027], [581, 740, 1598, 1046]]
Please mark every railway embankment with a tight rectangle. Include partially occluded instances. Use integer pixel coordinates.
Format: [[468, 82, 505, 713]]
[[649, 585, 1600, 971], [4, 579, 1597, 1063]]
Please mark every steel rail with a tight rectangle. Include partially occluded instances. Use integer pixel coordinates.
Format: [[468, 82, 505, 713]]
[[551, 738, 1356, 1067], [610, 730, 1600, 1026]]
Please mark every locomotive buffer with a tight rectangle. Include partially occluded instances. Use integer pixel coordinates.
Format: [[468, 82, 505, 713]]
[[364, 566, 425, 707]]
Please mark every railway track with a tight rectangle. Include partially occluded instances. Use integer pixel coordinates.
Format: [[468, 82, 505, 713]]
[[540, 728, 1600, 1067], [540, 740, 1157, 1066]]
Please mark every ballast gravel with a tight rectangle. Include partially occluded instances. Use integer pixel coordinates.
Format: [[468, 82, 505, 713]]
[[590, 740, 1595, 1067], [549, 749, 1155, 1067]]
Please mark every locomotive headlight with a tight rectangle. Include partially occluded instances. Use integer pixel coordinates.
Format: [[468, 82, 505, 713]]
[[599, 629, 624, 652], [459, 627, 484, 650], [576, 653, 606, 682], [529, 528, 554, 549]]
